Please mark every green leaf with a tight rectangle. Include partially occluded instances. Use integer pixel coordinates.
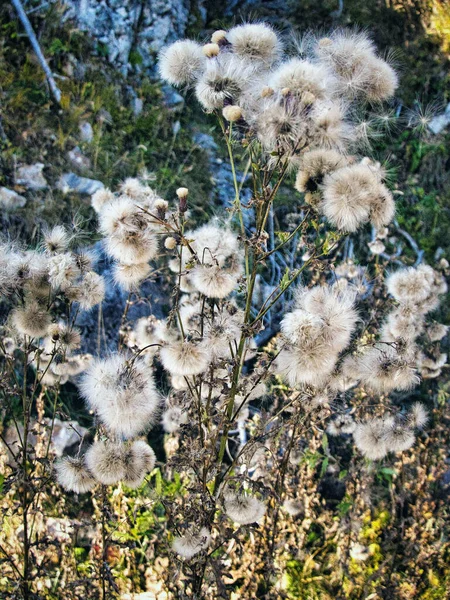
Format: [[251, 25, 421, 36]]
[[320, 456, 329, 477], [279, 267, 291, 291], [275, 230, 290, 244]]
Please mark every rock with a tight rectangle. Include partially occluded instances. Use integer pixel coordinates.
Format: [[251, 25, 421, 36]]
[[133, 97, 144, 117], [0, 187, 26, 210], [61, 0, 194, 74], [58, 172, 104, 195], [162, 85, 184, 110], [15, 163, 48, 190], [68, 146, 91, 170], [428, 103, 450, 135], [79, 121, 94, 142]]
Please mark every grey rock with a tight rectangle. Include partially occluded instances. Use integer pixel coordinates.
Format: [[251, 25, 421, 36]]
[[0, 187, 27, 210], [15, 163, 48, 190], [79, 121, 94, 142], [58, 172, 104, 195], [428, 103, 450, 135], [133, 97, 144, 117], [61, 0, 195, 74], [162, 85, 184, 110], [68, 146, 91, 170]]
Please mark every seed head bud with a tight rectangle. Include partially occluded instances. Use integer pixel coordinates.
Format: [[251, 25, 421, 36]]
[[261, 86, 274, 98], [281, 87, 291, 96], [165, 237, 177, 250], [176, 187, 188, 213], [203, 43, 220, 58], [301, 91, 316, 105], [211, 30, 227, 44], [319, 37, 333, 47], [155, 198, 168, 218], [222, 105, 243, 122]]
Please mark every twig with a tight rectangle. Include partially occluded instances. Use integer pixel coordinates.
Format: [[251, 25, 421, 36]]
[[10, 0, 62, 104]]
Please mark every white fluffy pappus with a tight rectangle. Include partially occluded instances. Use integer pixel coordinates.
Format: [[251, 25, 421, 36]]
[[55, 456, 96, 493], [172, 527, 211, 559], [122, 440, 156, 488], [11, 301, 51, 339], [80, 354, 160, 438], [76, 271, 106, 310], [190, 262, 241, 298], [113, 262, 152, 291], [195, 54, 258, 110], [321, 163, 394, 232], [344, 345, 419, 394], [160, 340, 210, 376], [269, 58, 334, 100], [227, 23, 282, 65], [353, 417, 393, 460], [85, 440, 127, 485], [158, 40, 206, 86], [223, 490, 266, 525], [48, 253, 81, 291]]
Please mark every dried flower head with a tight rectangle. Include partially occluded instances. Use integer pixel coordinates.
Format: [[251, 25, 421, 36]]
[[55, 456, 96, 493], [80, 355, 160, 438], [158, 40, 206, 86], [172, 527, 211, 559], [223, 490, 266, 525], [85, 440, 127, 485]]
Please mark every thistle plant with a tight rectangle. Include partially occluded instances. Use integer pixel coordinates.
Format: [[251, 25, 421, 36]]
[[0, 22, 448, 599]]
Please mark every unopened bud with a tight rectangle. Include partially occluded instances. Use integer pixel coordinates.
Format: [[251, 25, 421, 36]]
[[154, 198, 168, 217], [281, 87, 291, 97], [176, 187, 188, 213], [176, 187, 189, 199], [164, 237, 177, 250], [222, 105, 243, 122], [261, 86, 274, 98], [211, 30, 227, 44], [203, 43, 220, 58], [301, 91, 316, 105], [318, 37, 333, 48]]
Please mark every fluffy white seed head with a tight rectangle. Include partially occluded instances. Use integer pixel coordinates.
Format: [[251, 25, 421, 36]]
[[91, 188, 115, 213], [158, 40, 206, 86], [80, 355, 160, 438], [76, 272, 105, 310], [48, 253, 81, 291], [113, 262, 151, 290], [43, 225, 70, 254], [353, 417, 393, 460], [227, 23, 281, 65], [223, 491, 266, 525], [122, 441, 156, 488], [85, 440, 127, 485], [172, 527, 211, 559], [190, 263, 240, 298], [408, 402, 428, 429], [55, 456, 96, 493], [203, 43, 220, 58], [11, 302, 51, 339], [160, 341, 210, 376]]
